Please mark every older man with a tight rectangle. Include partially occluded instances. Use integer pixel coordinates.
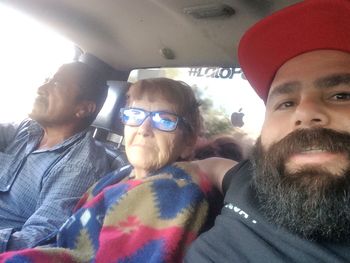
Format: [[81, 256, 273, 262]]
[[0, 61, 109, 251], [186, 0, 350, 262]]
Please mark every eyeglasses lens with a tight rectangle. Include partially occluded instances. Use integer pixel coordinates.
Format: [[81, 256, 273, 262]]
[[121, 108, 179, 132], [122, 108, 146, 126], [152, 112, 178, 131]]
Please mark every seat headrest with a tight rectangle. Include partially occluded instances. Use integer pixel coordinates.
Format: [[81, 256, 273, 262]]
[[92, 81, 130, 136]]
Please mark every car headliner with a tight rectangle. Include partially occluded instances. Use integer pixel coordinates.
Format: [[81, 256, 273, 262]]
[[1, 0, 301, 72]]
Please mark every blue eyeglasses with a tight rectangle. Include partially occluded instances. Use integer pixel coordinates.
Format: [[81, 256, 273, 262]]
[[120, 107, 184, 132]]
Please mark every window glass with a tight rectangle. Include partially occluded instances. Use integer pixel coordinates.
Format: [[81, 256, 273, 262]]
[[128, 67, 265, 141], [0, 3, 76, 122]]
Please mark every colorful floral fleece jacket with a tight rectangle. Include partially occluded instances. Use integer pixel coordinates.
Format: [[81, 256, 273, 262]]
[[0, 162, 219, 263]]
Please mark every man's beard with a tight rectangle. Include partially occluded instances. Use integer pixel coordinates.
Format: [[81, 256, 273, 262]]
[[251, 128, 350, 242]]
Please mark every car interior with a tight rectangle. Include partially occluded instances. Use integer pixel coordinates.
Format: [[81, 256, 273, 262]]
[[0, 0, 302, 170], [90, 79, 130, 171]]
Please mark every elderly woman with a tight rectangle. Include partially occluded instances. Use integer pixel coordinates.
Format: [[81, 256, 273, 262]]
[[0, 78, 234, 263]]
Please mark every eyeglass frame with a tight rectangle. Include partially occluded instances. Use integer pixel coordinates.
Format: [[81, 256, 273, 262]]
[[119, 107, 190, 132]]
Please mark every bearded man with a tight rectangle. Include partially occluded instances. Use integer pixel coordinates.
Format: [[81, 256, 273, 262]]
[[186, 0, 350, 262]]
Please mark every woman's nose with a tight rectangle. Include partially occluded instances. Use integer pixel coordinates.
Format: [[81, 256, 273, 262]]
[[137, 116, 153, 135]]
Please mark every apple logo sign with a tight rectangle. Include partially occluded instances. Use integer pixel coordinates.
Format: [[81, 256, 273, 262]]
[[231, 108, 245, 128]]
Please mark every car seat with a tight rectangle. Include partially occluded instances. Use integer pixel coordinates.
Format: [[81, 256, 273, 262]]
[[91, 80, 130, 170]]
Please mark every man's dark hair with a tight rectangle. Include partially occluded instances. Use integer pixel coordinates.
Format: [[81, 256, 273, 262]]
[[61, 61, 108, 125]]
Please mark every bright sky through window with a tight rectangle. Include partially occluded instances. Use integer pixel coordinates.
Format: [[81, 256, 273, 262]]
[[0, 3, 76, 122]]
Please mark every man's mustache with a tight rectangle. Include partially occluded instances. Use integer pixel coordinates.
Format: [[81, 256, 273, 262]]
[[266, 128, 350, 164], [34, 95, 48, 106]]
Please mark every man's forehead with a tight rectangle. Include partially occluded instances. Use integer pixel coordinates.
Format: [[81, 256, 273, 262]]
[[267, 50, 350, 98], [53, 64, 83, 85], [55, 64, 79, 77]]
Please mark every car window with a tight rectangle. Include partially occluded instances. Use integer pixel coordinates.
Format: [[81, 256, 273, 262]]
[[0, 3, 76, 122], [129, 67, 265, 140]]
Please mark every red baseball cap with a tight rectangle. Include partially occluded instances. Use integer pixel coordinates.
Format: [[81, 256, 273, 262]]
[[238, 0, 350, 102]]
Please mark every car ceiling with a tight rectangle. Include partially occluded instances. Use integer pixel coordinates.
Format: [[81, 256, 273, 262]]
[[1, 0, 301, 72]]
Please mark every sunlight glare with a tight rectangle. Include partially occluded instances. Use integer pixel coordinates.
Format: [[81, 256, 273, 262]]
[[0, 3, 76, 122]]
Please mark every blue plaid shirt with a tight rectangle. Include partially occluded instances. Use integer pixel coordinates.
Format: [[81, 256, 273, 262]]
[[0, 119, 110, 252]]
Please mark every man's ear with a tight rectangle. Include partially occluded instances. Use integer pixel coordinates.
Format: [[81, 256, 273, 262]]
[[75, 101, 96, 118]]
